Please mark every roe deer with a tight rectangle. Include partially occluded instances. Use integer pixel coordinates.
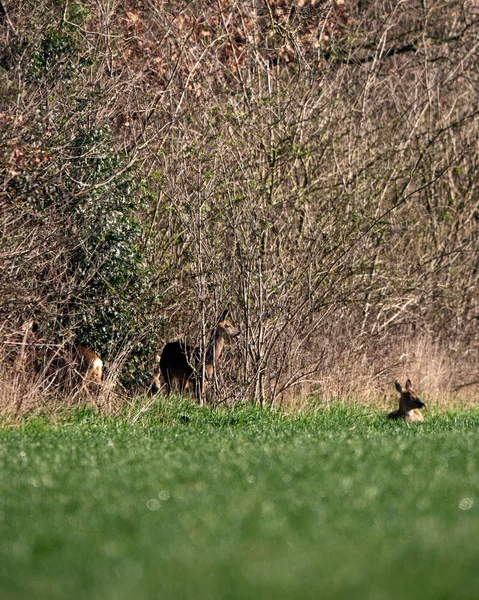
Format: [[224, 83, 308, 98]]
[[42, 343, 104, 396], [150, 311, 241, 403], [388, 379, 426, 422], [15, 322, 103, 391], [74, 345, 103, 387]]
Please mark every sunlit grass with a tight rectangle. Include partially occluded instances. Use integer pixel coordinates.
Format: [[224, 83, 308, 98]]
[[1, 402, 478, 599]]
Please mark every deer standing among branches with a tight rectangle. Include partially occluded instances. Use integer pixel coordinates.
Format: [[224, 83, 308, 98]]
[[150, 311, 240, 404], [74, 345, 103, 388], [14, 321, 103, 391], [388, 379, 426, 422]]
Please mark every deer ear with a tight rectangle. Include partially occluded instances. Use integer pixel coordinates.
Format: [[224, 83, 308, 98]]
[[394, 380, 403, 393], [405, 379, 413, 391], [218, 309, 229, 322]]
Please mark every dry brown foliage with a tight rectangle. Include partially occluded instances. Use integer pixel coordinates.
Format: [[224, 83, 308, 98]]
[[1, 0, 478, 413]]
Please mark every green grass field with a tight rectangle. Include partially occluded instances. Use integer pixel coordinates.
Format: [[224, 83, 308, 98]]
[[1, 401, 479, 600]]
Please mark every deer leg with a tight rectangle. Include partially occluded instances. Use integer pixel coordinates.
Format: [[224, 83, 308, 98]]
[[194, 377, 206, 406], [159, 366, 172, 396], [178, 376, 190, 395]]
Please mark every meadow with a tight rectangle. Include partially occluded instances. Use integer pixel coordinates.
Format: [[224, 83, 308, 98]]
[[1, 401, 479, 600]]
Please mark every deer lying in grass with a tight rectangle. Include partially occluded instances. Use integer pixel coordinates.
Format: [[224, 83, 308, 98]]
[[150, 311, 240, 403], [388, 379, 426, 422]]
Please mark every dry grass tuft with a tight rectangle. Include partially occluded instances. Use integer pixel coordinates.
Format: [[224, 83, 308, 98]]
[[274, 334, 478, 413]]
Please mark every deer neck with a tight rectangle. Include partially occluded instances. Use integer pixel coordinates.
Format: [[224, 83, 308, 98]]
[[205, 331, 225, 367], [398, 398, 413, 416]]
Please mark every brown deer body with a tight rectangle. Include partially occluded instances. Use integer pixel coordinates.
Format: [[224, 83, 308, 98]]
[[40, 344, 103, 394], [12, 322, 103, 391], [75, 345, 103, 387], [41, 344, 103, 397], [150, 313, 240, 402], [388, 379, 426, 422]]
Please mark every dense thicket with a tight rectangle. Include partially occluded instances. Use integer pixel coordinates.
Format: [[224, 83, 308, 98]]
[[1, 0, 478, 404]]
